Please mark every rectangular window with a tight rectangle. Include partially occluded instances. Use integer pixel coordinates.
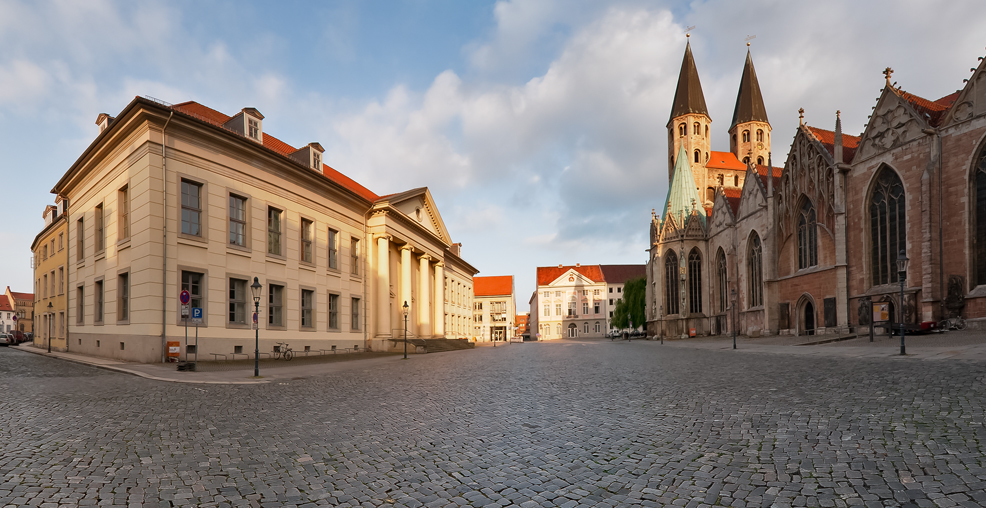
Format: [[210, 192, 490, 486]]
[[59, 312, 64, 337], [582, 302, 589, 315], [350, 238, 359, 275], [118, 184, 129, 240], [94, 203, 104, 251], [609, 299, 614, 305], [76, 285, 84, 324], [593, 289, 600, 296], [43, 274, 48, 298], [77, 218, 84, 262], [180, 179, 202, 236], [58, 267, 64, 294], [229, 194, 246, 247], [43, 245, 47, 260], [50, 270, 55, 296], [228, 278, 247, 325], [594, 302, 600, 314], [51, 239, 55, 256], [328, 293, 339, 330], [301, 219, 313, 263], [351, 297, 360, 330], [58, 232, 63, 251], [95, 280, 104, 323], [312, 151, 321, 169], [609, 287, 613, 293], [555, 291, 561, 297], [543, 303, 550, 316], [248, 118, 260, 139], [301, 289, 314, 329], [555, 303, 561, 316], [118, 272, 129, 322], [617, 287, 622, 293], [268, 284, 283, 327], [181, 271, 204, 310], [267, 207, 281, 255], [327, 228, 338, 269]]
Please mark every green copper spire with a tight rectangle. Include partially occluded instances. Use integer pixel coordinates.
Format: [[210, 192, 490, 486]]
[[662, 144, 706, 228]]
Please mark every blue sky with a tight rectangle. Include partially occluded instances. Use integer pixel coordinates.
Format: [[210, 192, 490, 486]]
[[1, 0, 985, 312]]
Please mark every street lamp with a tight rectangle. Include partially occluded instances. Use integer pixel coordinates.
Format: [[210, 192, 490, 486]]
[[730, 288, 737, 350], [250, 277, 262, 377], [659, 305, 664, 344], [897, 250, 908, 356], [47, 301, 53, 353], [402, 300, 409, 359]]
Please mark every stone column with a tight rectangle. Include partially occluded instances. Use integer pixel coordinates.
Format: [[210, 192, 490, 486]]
[[434, 262, 445, 338], [376, 235, 391, 337], [400, 245, 413, 324], [418, 254, 432, 337]]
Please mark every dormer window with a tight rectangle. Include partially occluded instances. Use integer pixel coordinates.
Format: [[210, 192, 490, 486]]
[[312, 151, 321, 170], [248, 118, 260, 140]]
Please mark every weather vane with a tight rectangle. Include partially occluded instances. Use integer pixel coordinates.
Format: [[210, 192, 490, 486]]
[[685, 25, 696, 37], [745, 34, 756, 47]]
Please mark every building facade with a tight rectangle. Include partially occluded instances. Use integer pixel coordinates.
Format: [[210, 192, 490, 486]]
[[647, 39, 986, 338], [5, 287, 33, 335], [530, 264, 644, 340], [49, 97, 477, 363], [472, 275, 515, 342], [31, 200, 68, 348]]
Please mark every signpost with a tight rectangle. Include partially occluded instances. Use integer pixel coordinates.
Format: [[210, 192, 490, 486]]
[[178, 290, 195, 371]]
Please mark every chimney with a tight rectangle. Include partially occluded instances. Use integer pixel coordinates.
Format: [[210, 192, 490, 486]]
[[576, 263, 580, 268]]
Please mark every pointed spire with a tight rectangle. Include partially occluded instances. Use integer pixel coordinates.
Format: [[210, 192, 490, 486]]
[[663, 145, 706, 228], [730, 49, 769, 130], [669, 40, 710, 122], [834, 110, 843, 164]]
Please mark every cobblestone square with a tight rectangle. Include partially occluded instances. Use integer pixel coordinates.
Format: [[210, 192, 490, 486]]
[[1, 340, 984, 508]]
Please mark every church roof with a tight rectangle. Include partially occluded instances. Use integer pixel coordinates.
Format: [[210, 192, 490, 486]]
[[706, 151, 746, 171], [754, 164, 783, 189], [598, 265, 646, 284], [721, 187, 742, 216], [663, 144, 706, 228], [895, 90, 958, 127], [806, 126, 861, 164], [730, 49, 769, 130], [669, 40, 709, 123]]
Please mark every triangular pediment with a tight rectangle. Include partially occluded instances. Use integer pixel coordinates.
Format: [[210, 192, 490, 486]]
[[546, 269, 596, 287], [709, 189, 735, 234], [854, 88, 930, 163], [736, 166, 766, 218], [942, 56, 986, 127], [382, 187, 450, 244]]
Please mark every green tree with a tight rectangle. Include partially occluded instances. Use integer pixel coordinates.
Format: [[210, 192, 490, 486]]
[[610, 276, 646, 331]]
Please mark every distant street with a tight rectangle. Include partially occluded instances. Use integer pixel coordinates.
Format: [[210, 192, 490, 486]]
[[1, 340, 985, 508]]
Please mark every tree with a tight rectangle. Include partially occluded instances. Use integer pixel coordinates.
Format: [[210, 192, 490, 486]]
[[610, 277, 646, 330]]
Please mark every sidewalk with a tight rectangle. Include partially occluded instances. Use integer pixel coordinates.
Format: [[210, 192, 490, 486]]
[[12, 344, 409, 384]]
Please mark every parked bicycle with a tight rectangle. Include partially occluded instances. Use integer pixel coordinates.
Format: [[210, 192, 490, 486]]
[[273, 342, 294, 360], [937, 316, 966, 332]]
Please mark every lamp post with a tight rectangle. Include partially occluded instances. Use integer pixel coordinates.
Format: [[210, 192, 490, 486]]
[[402, 301, 409, 359], [730, 289, 737, 350], [250, 277, 262, 377], [47, 302, 53, 353], [659, 305, 664, 344], [897, 251, 908, 356]]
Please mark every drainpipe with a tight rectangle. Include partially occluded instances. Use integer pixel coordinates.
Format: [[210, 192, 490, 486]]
[[64, 206, 69, 352], [160, 111, 173, 363], [362, 206, 372, 351]]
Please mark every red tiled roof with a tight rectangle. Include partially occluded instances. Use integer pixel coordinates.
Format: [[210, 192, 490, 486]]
[[9, 291, 33, 301], [755, 164, 783, 190], [0, 299, 13, 312], [721, 187, 742, 216], [537, 265, 605, 286], [598, 264, 646, 283], [897, 90, 958, 127], [474, 275, 513, 297], [706, 151, 746, 171], [170, 101, 379, 201], [806, 126, 861, 164]]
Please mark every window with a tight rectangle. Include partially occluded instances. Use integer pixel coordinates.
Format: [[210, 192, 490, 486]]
[[743, 157, 750, 164], [301, 289, 314, 329], [77, 218, 84, 262], [180, 180, 202, 236], [555, 291, 561, 297], [228, 278, 247, 325], [869, 167, 906, 285], [665, 251, 679, 315], [705, 125, 709, 138], [94, 203, 104, 251], [609, 299, 613, 305], [757, 156, 764, 165], [51, 239, 55, 255], [555, 303, 561, 316], [50, 270, 55, 295], [248, 118, 260, 139], [58, 267, 64, 295], [59, 312, 64, 337], [582, 302, 589, 314], [694, 150, 700, 163], [593, 289, 599, 296], [94, 280, 104, 323], [267, 207, 282, 255], [543, 303, 550, 316], [608, 287, 613, 293], [328, 293, 339, 330], [594, 302, 600, 314], [716, 248, 728, 314], [119, 184, 129, 240], [797, 198, 818, 269], [688, 248, 702, 314], [229, 194, 246, 247], [693, 122, 700, 135], [749, 232, 763, 307], [583, 322, 589, 334], [351, 297, 360, 330], [678, 123, 685, 137], [976, 145, 986, 286], [351, 238, 360, 275], [268, 284, 284, 327], [301, 219, 313, 263], [327, 228, 339, 269], [43, 274, 47, 298], [742, 130, 750, 143], [757, 129, 764, 142], [77, 285, 84, 324], [118, 272, 129, 322], [594, 322, 600, 333], [43, 245, 47, 260], [555, 324, 561, 335], [717, 174, 724, 186], [734, 175, 739, 187], [58, 232, 63, 251]]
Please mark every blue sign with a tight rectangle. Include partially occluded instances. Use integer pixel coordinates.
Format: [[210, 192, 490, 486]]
[[179, 290, 190, 305], [191, 307, 203, 320]]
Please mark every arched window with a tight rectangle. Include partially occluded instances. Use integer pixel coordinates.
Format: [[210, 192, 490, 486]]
[[748, 231, 763, 307], [797, 197, 817, 269], [742, 130, 750, 143], [705, 152, 710, 162], [732, 134, 737, 146], [743, 157, 750, 164], [693, 122, 700, 135], [756, 129, 764, 142], [717, 174, 724, 186], [664, 251, 679, 315], [688, 248, 702, 314], [594, 322, 600, 333], [705, 125, 709, 138], [716, 248, 727, 314], [975, 143, 986, 287], [694, 150, 700, 163], [734, 175, 739, 187], [869, 166, 906, 285], [757, 156, 764, 165], [679, 123, 686, 137], [583, 322, 589, 334]]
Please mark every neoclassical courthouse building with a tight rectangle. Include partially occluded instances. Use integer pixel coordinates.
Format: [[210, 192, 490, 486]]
[[43, 97, 477, 362], [647, 39, 986, 337]]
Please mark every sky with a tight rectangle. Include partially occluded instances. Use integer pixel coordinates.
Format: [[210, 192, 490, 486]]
[[1, 0, 984, 313]]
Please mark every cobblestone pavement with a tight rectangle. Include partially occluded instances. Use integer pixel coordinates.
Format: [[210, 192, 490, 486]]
[[1, 341, 985, 508]]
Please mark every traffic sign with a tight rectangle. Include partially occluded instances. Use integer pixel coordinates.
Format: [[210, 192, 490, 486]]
[[191, 307, 203, 320], [179, 290, 190, 305], [181, 304, 190, 318], [252, 312, 259, 330]]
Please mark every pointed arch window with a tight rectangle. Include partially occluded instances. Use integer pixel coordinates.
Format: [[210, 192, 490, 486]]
[[757, 156, 764, 165], [664, 251, 679, 315], [869, 167, 906, 285], [974, 145, 986, 286], [798, 198, 817, 269], [716, 248, 727, 314], [688, 248, 703, 314], [756, 129, 764, 142], [748, 232, 763, 307], [742, 130, 750, 143]]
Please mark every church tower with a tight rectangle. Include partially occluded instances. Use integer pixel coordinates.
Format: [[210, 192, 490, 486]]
[[667, 35, 711, 193], [728, 46, 770, 166]]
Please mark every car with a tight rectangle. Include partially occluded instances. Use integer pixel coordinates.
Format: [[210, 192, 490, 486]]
[[0, 333, 11, 346]]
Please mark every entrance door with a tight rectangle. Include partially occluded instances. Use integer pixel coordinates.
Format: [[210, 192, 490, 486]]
[[804, 301, 815, 335], [568, 323, 577, 338]]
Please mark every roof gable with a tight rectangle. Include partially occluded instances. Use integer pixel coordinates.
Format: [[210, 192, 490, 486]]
[[736, 165, 766, 218], [942, 54, 986, 126], [854, 85, 942, 163], [536, 265, 605, 286], [378, 187, 450, 244]]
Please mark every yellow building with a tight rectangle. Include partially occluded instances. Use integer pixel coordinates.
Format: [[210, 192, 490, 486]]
[[31, 199, 69, 350], [50, 98, 477, 362]]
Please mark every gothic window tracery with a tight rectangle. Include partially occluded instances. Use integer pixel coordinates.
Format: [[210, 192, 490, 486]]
[[797, 197, 817, 269], [869, 166, 906, 285], [975, 144, 986, 286], [688, 248, 702, 314], [665, 251, 679, 315], [748, 232, 763, 307], [716, 248, 727, 314]]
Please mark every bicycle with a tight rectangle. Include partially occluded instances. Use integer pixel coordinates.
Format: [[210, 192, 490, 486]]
[[937, 316, 966, 332], [273, 342, 294, 361]]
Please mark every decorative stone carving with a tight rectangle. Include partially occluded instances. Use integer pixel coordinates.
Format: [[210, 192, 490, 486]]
[[858, 296, 872, 326], [859, 95, 922, 160]]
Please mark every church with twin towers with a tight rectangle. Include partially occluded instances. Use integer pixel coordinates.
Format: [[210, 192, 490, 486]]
[[646, 36, 986, 337]]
